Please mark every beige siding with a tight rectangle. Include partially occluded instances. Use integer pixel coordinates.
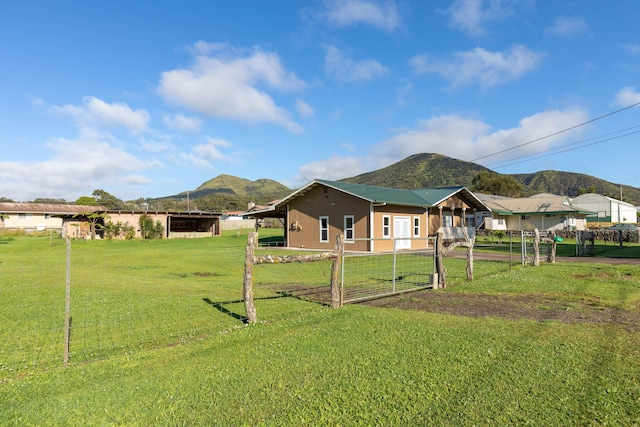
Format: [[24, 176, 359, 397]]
[[372, 205, 428, 251], [2, 213, 63, 231], [287, 185, 371, 251]]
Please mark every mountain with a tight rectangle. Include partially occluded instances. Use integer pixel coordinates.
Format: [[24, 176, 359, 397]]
[[343, 153, 492, 189], [342, 153, 640, 205], [509, 170, 632, 199], [190, 174, 290, 200], [145, 154, 640, 212], [148, 175, 291, 212]]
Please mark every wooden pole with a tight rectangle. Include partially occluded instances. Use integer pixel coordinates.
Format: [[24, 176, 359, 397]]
[[548, 231, 557, 264], [243, 232, 258, 324], [330, 233, 344, 308], [63, 238, 71, 366], [435, 230, 446, 289], [533, 228, 540, 267], [464, 229, 475, 281]]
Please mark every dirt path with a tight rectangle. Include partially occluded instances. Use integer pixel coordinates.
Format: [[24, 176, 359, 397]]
[[361, 290, 640, 331]]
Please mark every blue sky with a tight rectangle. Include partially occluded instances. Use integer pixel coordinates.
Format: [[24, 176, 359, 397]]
[[1, 0, 640, 202]]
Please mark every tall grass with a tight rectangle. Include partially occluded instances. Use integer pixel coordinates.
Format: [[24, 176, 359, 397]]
[[1, 230, 639, 425]]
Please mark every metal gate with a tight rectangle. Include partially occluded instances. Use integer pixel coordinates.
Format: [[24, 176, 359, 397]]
[[341, 237, 436, 304]]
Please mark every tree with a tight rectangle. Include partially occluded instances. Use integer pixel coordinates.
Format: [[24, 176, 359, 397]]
[[139, 214, 165, 239], [471, 171, 524, 197], [73, 211, 109, 240], [92, 189, 126, 210], [76, 196, 98, 206]]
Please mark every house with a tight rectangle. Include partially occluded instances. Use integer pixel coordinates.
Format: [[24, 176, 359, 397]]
[[246, 179, 489, 252], [475, 193, 594, 231], [0, 202, 104, 234], [570, 193, 637, 223], [90, 210, 222, 239]]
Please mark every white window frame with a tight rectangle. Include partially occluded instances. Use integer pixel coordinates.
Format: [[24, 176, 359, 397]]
[[18, 213, 32, 220], [442, 211, 453, 227], [319, 216, 329, 243], [413, 216, 420, 237], [344, 215, 354, 243], [382, 215, 390, 238]]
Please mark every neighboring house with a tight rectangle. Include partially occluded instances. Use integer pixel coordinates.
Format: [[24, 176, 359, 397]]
[[0, 203, 223, 239], [246, 179, 489, 252], [94, 210, 222, 239], [570, 193, 637, 223], [0, 202, 104, 234], [475, 193, 593, 231]]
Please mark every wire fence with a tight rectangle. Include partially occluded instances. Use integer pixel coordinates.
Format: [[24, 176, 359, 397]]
[[1, 236, 250, 378], [341, 238, 436, 303]]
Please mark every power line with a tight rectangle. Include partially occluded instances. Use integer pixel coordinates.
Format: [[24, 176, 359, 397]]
[[469, 101, 640, 163], [485, 124, 640, 169], [490, 128, 640, 170]]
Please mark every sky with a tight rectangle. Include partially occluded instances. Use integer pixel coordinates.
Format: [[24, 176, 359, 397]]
[[1, 0, 640, 202]]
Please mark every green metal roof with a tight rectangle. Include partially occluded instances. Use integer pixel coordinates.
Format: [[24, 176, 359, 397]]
[[315, 179, 483, 208]]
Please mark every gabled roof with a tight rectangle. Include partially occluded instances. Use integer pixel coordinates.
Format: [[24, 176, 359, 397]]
[[476, 193, 594, 216], [247, 179, 490, 218]]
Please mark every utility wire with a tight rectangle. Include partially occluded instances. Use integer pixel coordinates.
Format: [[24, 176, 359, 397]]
[[485, 124, 640, 169], [490, 129, 640, 169], [469, 101, 640, 163]]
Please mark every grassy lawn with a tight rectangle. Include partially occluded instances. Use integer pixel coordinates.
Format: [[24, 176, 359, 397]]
[[1, 230, 639, 425]]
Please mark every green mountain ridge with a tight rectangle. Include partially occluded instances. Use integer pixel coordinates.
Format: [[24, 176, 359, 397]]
[[148, 154, 640, 211], [342, 153, 640, 205]]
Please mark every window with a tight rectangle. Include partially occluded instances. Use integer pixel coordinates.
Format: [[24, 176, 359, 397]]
[[319, 216, 329, 243], [521, 215, 531, 220], [344, 215, 354, 242], [413, 216, 420, 237], [18, 213, 32, 220], [497, 219, 505, 225], [442, 211, 453, 227], [44, 213, 51, 219], [382, 215, 390, 238]]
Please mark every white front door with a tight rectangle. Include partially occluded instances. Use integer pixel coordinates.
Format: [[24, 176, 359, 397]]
[[394, 216, 411, 249]]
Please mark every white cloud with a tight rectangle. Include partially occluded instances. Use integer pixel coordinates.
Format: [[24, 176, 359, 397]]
[[51, 96, 150, 134], [296, 155, 366, 183], [194, 137, 234, 163], [445, 0, 520, 36], [325, 45, 389, 83], [410, 45, 543, 89], [295, 99, 315, 118], [294, 107, 589, 184], [323, 0, 401, 31], [624, 44, 640, 56], [162, 113, 203, 132], [171, 136, 236, 169], [140, 135, 176, 153], [613, 87, 640, 106], [545, 17, 590, 36], [0, 130, 153, 201], [158, 43, 304, 133]]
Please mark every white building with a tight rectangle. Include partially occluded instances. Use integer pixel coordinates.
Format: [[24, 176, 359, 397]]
[[475, 193, 593, 231], [571, 193, 637, 223]]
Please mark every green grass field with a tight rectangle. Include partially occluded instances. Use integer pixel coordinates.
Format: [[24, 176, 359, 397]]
[[1, 230, 639, 425]]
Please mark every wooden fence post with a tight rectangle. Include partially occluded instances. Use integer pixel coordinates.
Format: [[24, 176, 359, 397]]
[[64, 237, 71, 366], [533, 228, 540, 267], [548, 231, 557, 264], [464, 229, 475, 281], [243, 232, 258, 324], [435, 229, 446, 289], [330, 233, 344, 308]]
